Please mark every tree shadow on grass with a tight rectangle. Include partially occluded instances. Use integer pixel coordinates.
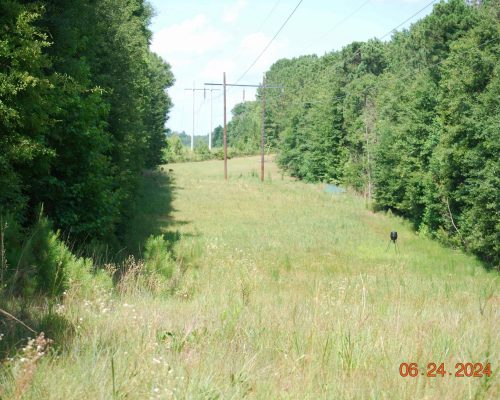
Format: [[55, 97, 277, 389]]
[[119, 171, 193, 259], [0, 171, 195, 361]]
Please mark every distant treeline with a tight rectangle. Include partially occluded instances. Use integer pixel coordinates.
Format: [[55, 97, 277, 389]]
[[165, 103, 265, 163], [164, 128, 258, 163], [0, 0, 174, 248], [167, 131, 209, 148], [222, 101, 262, 154], [236, 0, 499, 265], [170, 100, 263, 154]]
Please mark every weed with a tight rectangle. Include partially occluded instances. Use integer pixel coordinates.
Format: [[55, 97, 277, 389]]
[[0, 156, 497, 399]]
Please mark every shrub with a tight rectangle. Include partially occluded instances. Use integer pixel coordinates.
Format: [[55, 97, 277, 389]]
[[7, 215, 66, 297], [143, 235, 175, 279], [164, 135, 187, 162], [1, 212, 110, 297], [194, 141, 211, 160]]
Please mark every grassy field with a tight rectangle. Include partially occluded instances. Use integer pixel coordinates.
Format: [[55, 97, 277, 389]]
[[1, 156, 498, 399]]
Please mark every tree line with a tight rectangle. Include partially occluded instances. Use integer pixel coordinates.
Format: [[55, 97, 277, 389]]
[[236, 0, 498, 265], [0, 0, 174, 292], [164, 102, 263, 163], [192, 101, 263, 155]]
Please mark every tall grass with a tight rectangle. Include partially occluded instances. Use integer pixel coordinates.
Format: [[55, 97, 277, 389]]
[[0, 156, 498, 399]]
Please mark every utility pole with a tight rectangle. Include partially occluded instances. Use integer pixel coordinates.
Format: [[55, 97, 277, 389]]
[[184, 82, 206, 151], [191, 81, 194, 151], [205, 75, 283, 181], [223, 72, 227, 180], [260, 76, 266, 182]]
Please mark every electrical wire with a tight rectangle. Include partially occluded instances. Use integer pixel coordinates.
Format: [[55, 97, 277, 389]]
[[297, 0, 371, 56], [207, 1, 286, 107], [234, 0, 305, 85], [269, 35, 499, 107], [204, 0, 443, 131], [273, 0, 442, 99], [379, 0, 439, 41], [256, 0, 283, 33], [220, 0, 284, 82]]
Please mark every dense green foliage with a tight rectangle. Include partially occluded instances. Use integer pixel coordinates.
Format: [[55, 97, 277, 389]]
[[212, 125, 224, 148], [0, 0, 174, 294], [245, 0, 498, 265], [210, 102, 263, 154], [144, 234, 175, 279], [226, 101, 262, 153], [0, 0, 174, 237]]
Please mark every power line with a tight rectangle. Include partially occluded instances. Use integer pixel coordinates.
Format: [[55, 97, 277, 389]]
[[379, 0, 439, 41], [273, 0, 441, 99], [206, 0, 440, 132], [393, 34, 499, 86], [217, 0, 284, 85], [190, 6, 286, 128], [224, 0, 436, 102], [190, 87, 222, 149], [205, 77, 284, 180], [267, 35, 499, 107], [184, 84, 207, 150], [334, 0, 439, 71], [209, 0, 285, 104], [210, 0, 300, 104], [184, 0, 437, 134], [297, 0, 371, 56], [234, 0, 305, 85], [256, 0, 283, 33]]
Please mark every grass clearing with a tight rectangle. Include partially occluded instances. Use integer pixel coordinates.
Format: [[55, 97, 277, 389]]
[[1, 156, 498, 399]]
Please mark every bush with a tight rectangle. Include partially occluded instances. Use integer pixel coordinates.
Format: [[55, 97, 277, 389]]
[[143, 235, 175, 279], [5, 215, 66, 297], [1, 212, 110, 297], [194, 142, 211, 160], [164, 135, 187, 163]]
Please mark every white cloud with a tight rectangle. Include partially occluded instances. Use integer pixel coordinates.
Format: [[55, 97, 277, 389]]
[[238, 32, 285, 72], [202, 59, 237, 80], [151, 14, 229, 60], [198, 32, 286, 85], [240, 32, 268, 52], [223, 0, 248, 23]]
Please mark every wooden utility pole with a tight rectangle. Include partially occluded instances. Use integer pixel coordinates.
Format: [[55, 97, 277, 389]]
[[191, 82, 194, 150], [210, 89, 213, 150], [184, 83, 206, 151], [223, 72, 227, 180], [205, 76, 283, 181], [260, 76, 266, 182]]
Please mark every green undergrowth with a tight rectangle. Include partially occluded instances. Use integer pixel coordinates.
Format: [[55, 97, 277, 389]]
[[0, 156, 498, 399], [0, 171, 186, 364]]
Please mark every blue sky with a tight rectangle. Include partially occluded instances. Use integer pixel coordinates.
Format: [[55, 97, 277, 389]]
[[149, 0, 437, 135]]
